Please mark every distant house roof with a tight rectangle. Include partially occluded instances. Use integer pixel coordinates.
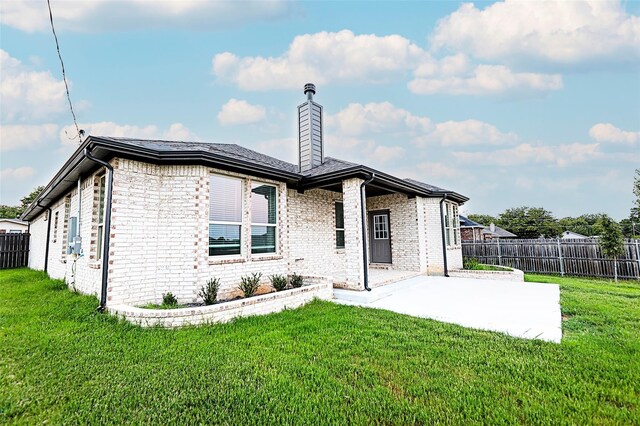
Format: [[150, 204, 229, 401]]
[[561, 231, 588, 239], [459, 215, 484, 228], [21, 136, 469, 221], [482, 225, 517, 238], [0, 218, 28, 226]]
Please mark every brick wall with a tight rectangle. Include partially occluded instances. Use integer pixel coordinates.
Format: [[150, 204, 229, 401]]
[[366, 194, 421, 271], [421, 197, 463, 274], [286, 188, 345, 279]]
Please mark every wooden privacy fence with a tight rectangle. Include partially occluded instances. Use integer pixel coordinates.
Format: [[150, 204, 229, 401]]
[[462, 238, 640, 280], [0, 233, 30, 269]]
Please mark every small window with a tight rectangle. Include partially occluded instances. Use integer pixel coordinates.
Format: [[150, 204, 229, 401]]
[[335, 202, 344, 249], [209, 174, 243, 256], [251, 182, 277, 254], [96, 175, 106, 260], [444, 202, 459, 247], [373, 214, 389, 239], [53, 211, 59, 243]]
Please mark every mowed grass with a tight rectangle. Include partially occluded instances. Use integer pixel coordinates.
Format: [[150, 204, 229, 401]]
[[1, 269, 639, 424]]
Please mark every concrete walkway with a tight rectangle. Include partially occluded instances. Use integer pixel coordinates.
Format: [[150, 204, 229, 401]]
[[333, 275, 562, 343]]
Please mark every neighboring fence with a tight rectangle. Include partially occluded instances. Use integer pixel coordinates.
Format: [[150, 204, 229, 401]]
[[0, 233, 30, 269], [462, 238, 640, 280]]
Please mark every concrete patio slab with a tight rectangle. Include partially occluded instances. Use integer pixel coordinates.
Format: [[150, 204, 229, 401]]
[[333, 275, 562, 343]]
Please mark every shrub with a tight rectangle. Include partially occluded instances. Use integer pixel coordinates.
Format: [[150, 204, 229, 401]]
[[270, 274, 288, 292], [290, 273, 304, 288], [199, 278, 220, 305], [238, 273, 262, 298], [463, 258, 480, 270], [162, 292, 178, 307]]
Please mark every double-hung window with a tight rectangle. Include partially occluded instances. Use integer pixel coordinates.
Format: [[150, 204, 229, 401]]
[[444, 202, 459, 247], [251, 182, 277, 254], [335, 201, 345, 249], [209, 174, 243, 256], [96, 175, 106, 260]]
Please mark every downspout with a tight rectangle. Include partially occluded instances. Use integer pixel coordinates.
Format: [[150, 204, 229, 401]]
[[83, 147, 113, 312], [36, 199, 52, 274], [439, 195, 449, 277], [360, 173, 375, 291]]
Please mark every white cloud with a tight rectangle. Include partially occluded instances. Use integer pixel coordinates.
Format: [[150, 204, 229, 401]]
[[415, 119, 517, 146], [217, 99, 267, 126], [0, 124, 59, 151], [430, 0, 640, 67], [417, 162, 461, 179], [59, 122, 197, 145], [0, 166, 35, 180], [1, 0, 292, 33], [372, 146, 405, 164], [409, 64, 562, 96], [326, 102, 430, 137], [212, 30, 426, 90], [452, 142, 601, 167], [0, 50, 67, 122], [163, 123, 199, 141], [589, 123, 639, 144]]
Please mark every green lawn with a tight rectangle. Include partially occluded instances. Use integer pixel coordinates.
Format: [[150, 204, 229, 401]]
[[1, 269, 639, 424]]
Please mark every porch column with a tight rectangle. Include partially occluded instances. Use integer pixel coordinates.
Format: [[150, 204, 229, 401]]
[[342, 178, 366, 290]]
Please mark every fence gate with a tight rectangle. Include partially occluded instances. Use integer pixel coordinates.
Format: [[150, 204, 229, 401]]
[[0, 233, 30, 269]]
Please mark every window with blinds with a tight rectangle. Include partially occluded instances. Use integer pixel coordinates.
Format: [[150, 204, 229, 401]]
[[335, 201, 344, 249], [251, 182, 277, 254], [209, 174, 243, 256]]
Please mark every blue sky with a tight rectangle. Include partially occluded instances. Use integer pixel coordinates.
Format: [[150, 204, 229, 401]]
[[1, 0, 639, 220]]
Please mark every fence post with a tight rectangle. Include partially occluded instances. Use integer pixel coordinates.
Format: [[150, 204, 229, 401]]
[[636, 239, 640, 279], [497, 238, 502, 266], [557, 238, 564, 276]]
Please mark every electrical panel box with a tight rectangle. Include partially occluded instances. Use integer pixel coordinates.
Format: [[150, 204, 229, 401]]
[[72, 236, 82, 255], [67, 217, 80, 254]]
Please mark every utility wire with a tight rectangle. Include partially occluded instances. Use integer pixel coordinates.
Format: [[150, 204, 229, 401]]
[[47, 0, 82, 142]]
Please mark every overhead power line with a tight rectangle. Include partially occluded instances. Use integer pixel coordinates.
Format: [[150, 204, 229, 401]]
[[47, 0, 82, 142]]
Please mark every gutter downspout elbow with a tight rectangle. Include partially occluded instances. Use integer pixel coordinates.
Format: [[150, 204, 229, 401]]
[[36, 199, 52, 274], [83, 147, 114, 313], [439, 195, 449, 277], [360, 173, 375, 291]]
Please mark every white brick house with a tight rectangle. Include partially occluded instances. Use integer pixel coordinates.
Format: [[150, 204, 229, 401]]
[[22, 84, 468, 309]]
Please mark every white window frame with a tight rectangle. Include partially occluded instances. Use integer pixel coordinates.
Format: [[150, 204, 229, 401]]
[[96, 174, 106, 260], [209, 173, 243, 257], [335, 201, 345, 249], [373, 214, 389, 240], [444, 202, 459, 247], [250, 181, 278, 255]]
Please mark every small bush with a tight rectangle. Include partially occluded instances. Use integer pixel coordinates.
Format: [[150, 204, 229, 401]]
[[162, 292, 178, 307], [199, 278, 220, 305], [463, 257, 480, 270], [290, 273, 304, 288], [238, 272, 262, 298], [270, 274, 288, 292]]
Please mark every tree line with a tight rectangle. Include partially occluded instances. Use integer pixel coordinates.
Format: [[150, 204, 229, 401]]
[[467, 169, 640, 240], [0, 186, 44, 220]]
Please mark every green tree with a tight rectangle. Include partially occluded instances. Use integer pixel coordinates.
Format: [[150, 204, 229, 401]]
[[559, 214, 602, 237], [498, 206, 561, 238], [0, 205, 21, 219], [466, 214, 498, 227], [0, 186, 44, 219], [629, 169, 640, 237], [595, 215, 625, 282]]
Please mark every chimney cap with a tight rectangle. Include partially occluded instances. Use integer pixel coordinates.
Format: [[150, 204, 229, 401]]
[[304, 83, 316, 96]]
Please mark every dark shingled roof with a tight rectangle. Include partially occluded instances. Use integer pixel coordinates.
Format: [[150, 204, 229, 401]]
[[459, 215, 483, 228], [302, 157, 358, 177], [403, 178, 450, 194], [102, 137, 299, 174]]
